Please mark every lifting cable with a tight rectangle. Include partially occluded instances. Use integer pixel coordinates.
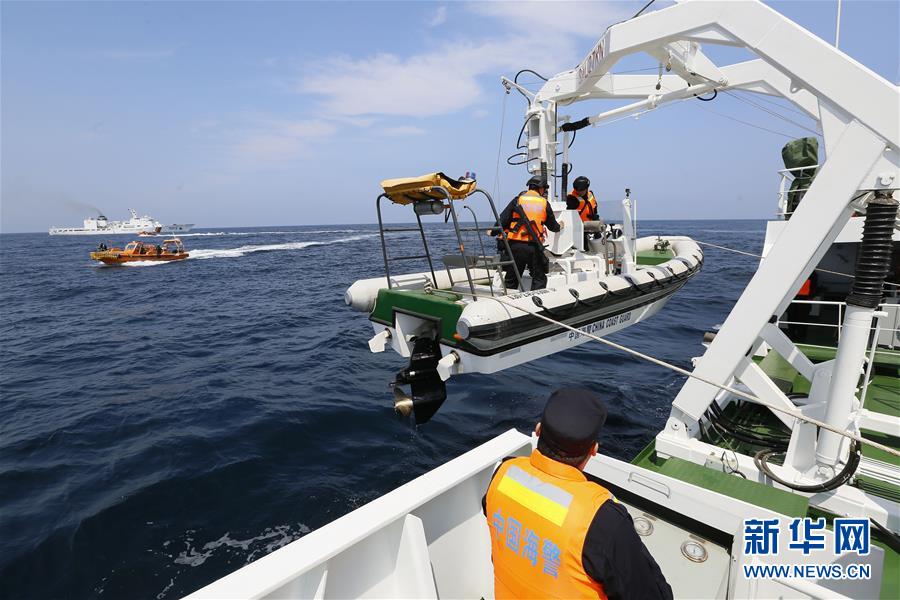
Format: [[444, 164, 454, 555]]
[[722, 90, 820, 137], [493, 89, 508, 202], [673, 74, 819, 139], [460, 290, 900, 459], [693, 240, 900, 288]]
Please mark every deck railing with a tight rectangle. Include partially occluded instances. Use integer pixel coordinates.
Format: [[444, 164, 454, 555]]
[[775, 164, 819, 219], [775, 299, 900, 402]]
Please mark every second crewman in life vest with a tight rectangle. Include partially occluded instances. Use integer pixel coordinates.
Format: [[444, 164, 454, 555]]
[[566, 175, 598, 222], [484, 388, 673, 600], [491, 175, 562, 291]]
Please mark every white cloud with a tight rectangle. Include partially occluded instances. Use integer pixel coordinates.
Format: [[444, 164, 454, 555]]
[[228, 118, 337, 163], [326, 115, 378, 128], [426, 5, 447, 27], [299, 39, 563, 118], [466, 1, 630, 37], [473, 108, 490, 119], [295, 1, 626, 119], [381, 126, 427, 136]]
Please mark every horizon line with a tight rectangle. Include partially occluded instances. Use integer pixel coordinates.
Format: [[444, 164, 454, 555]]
[[1, 216, 774, 235]]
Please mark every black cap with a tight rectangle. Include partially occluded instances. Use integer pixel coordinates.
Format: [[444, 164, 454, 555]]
[[539, 388, 607, 458], [573, 176, 590, 191], [527, 175, 548, 189]]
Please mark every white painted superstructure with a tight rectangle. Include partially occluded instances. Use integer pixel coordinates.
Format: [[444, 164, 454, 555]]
[[48, 208, 193, 235]]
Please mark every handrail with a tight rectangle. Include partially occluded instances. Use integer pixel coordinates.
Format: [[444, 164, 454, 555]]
[[777, 164, 821, 176], [470, 188, 524, 294], [375, 192, 438, 289], [461, 205, 496, 297], [375, 186, 525, 297], [775, 299, 900, 334], [776, 165, 819, 219], [775, 299, 899, 402], [439, 186, 478, 300]]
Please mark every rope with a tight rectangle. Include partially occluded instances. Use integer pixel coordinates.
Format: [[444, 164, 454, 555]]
[[722, 90, 820, 137], [694, 104, 799, 139], [680, 74, 817, 139], [729, 89, 814, 120], [459, 290, 900, 459], [694, 240, 900, 288], [493, 90, 508, 202], [633, 0, 657, 19]]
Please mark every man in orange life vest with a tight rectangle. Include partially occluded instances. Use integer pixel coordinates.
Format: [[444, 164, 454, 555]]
[[566, 175, 598, 222], [483, 389, 672, 600], [491, 175, 562, 291]]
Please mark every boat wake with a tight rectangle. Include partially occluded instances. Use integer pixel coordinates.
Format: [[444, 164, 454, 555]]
[[119, 261, 171, 268], [188, 234, 377, 260], [109, 233, 378, 266], [175, 229, 365, 237]]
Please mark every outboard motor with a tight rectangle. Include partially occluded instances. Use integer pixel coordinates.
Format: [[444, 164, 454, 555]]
[[390, 336, 447, 424]]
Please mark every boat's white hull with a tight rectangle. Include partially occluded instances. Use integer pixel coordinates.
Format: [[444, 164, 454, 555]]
[[374, 292, 672, 377], [49, 223, 194, 235], [358, 236, 701, 381]]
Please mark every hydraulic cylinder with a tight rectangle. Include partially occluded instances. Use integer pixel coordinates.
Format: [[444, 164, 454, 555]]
[[816, 192, 897, 466]]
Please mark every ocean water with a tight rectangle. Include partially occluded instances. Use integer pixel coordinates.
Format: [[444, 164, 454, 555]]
[[0, 220, 765, 598]]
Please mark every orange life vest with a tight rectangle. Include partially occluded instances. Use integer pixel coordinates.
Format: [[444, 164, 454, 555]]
[[505, 191, 549, 243], [485, 450, 612, 600], [571, 190, 597, 222]]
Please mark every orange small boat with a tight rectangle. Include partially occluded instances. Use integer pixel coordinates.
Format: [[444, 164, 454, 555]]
[[90, 238, 189, 265]]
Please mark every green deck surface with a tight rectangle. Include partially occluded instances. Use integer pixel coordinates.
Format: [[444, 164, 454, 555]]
[[631, 340, 899, 597], [862, 375, 900, 419], [859, 429, 900, 466], [876, 538, 900, 600], [754, 345, 899, 419], [631, 441, 809, 518], [636, 249, 675, 266], [751, 346, 900, 503], [794, 343, 900, 368]]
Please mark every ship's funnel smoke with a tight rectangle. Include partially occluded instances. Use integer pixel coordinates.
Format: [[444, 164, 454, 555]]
[[63, 200, 105, 216]]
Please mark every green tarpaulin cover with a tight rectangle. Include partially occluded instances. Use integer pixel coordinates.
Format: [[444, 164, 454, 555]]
[[782, 137, 819, 216]]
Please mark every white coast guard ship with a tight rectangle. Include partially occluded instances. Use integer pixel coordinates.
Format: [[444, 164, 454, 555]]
[[188, 1, 899, 598], [48, 208, 193, 236]]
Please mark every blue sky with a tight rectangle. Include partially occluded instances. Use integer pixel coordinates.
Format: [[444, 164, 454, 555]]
[[2, 0, 897, 232]]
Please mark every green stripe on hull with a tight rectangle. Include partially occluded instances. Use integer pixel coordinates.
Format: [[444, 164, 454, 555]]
[[370, 288, 465, 345]]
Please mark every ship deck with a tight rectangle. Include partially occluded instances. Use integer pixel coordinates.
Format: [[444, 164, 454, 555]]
[[631, 343, 900, 599]]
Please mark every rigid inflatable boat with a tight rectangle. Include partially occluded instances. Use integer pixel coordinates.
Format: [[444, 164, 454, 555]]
[[89, 238, 188, 265], [345, 173, 702, 422]]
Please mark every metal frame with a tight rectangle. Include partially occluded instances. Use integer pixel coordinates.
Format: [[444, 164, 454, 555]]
[[375, 193, 438, 290], [502, 0, 898, 514], [472, 189, 525, 294], [374, 187, 524, 297], [777, 164, 821, 218]]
